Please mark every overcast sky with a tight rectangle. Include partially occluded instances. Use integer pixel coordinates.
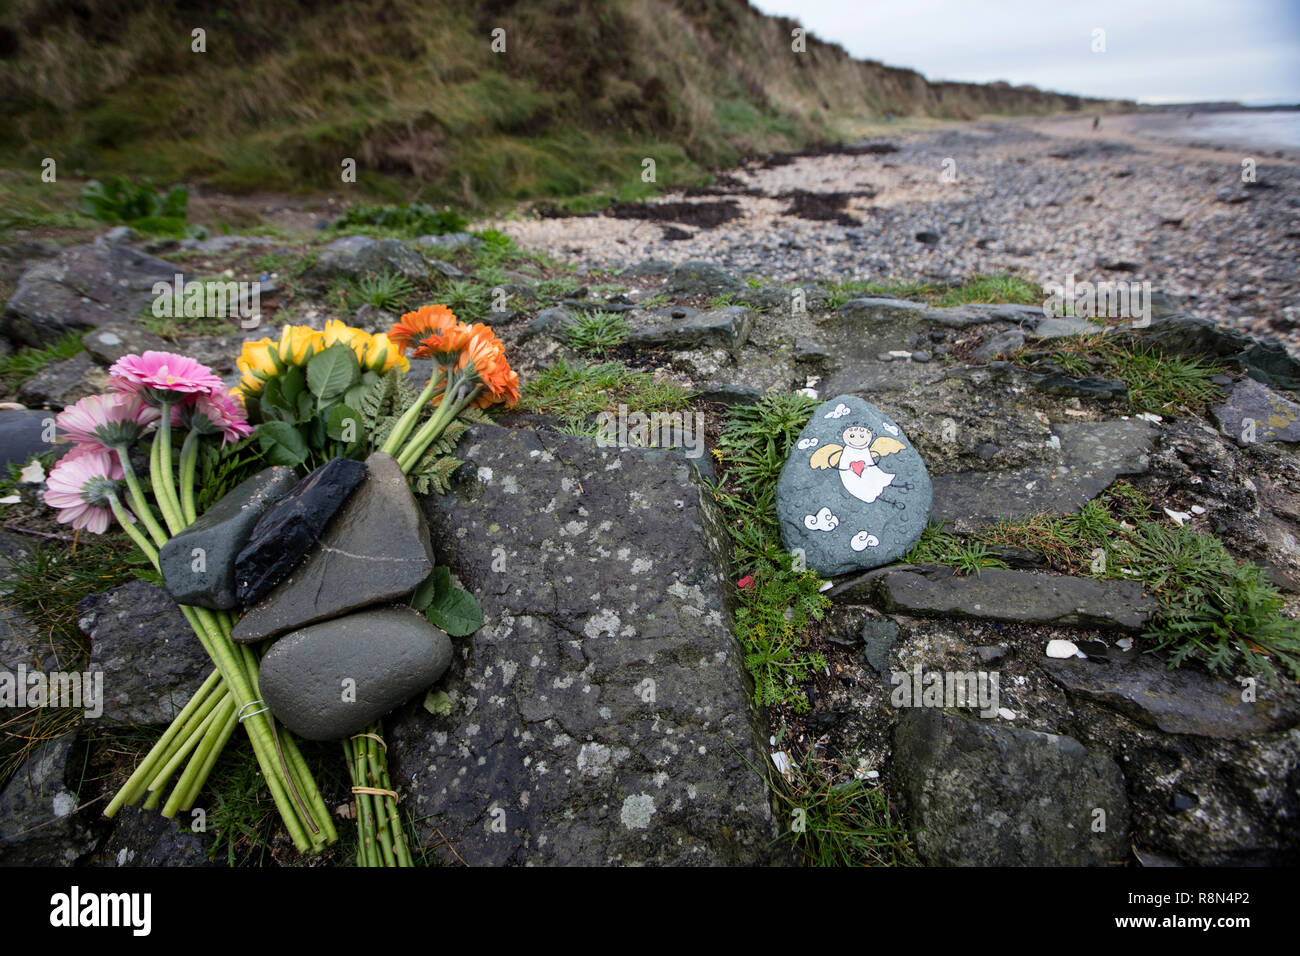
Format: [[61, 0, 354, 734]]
[[749, 0, 1300, 105]]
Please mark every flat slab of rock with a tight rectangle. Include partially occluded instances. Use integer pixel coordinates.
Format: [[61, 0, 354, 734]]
[[1043, 654, 1300, 738], [665, 260, 743, 295], [874, 566, 1157, 631], [932, 419, 1155, 531], [1211, 376, 1300, 444], [232, 453, 433, 643], [260, 606, 451, 741], [388, 424, 780, 865], [626, 305, 752, 355], [776, 394, 932, 576], [160, 467, 297, 610], [892, 709, 1129, 866], [78, 581, 210, 724], [232, 457, 367, 607], [16, 353, 110, 409], [1, 242, 180, 347], [81, 324, 170, 366], [305, 236, 428, 282]]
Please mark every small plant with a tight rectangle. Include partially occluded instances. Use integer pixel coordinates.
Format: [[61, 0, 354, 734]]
[[332, 202, 467, 238], [353, 271, 416, 312], [519, 358, 692, 430], [440, 279, 492, 323], [768, 752, 919, 867], [0, 331, 84, 392], [566, 311, 629, 353], [904, 522, 1008, 575], [78, 177, 201, 238], [1109, 522, 1300, 683]]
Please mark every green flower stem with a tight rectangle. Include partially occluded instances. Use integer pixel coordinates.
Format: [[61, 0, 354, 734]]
[[277, 724, 339, 846], [379, 373, 443, 457], [112, 446, 169, 548], [178, 430, 200, 526], [144, 687, 226, 795], [182, 603, 317, 853], [149, 424, 184, 535], [163, 694, 236, 817], [346, 738, 377, 866], [103, 666, 221, 818], [396, 384, 481, 473], [154, 401, 187, 532], [365, 731, 410, 866]]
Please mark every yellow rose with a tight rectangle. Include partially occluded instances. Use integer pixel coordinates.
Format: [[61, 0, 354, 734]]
[[277, 325, 324, 365], [237, 338, 278, 377], [363, 333, 409, 374]]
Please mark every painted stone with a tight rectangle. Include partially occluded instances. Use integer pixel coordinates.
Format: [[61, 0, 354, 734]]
[[775, 394, 932, 576]]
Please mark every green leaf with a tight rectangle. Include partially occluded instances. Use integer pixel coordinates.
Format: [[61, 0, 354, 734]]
[[422, 689, 452, 716], [426, 585, 484, 637], [306, 342, 360, 403], [280, 365, 306, 406], [410, 566, 450, 611], [326, 404, 362, 445], [256, 420, 309, 467]]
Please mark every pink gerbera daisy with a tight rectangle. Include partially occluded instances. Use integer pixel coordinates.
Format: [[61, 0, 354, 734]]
[[43, 447, 125, 534], [55, 392, 159, 452], [175, 391, 254, 446], [109, 351, 225, 403]]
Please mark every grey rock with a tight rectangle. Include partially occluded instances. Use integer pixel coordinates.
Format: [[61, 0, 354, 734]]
[[0, 408, 66, 469], [776, 394, 932, 576], [874, 566, 1157, 631], [836, 297, 928, 324], [1031, 315, 1100, 338], [932, 419, 1155, 531], [517, 307, 575, 344], [102, 226, 137, 245], [351, 303, 398, 334], [79, 580, 209, 725], [232, 453, 434, 644], [81, 324, 169, 365], [666, 260, 744, 296], [1034, 373, 1127, 399], [92, 804, 214, 867], [0, 735, 97, 865], [16, 353, 111, 409], [1210, 376, 1300, 444], [159, 467, 298, 610], [1043, 654, 1300, 738], [626, 306, 753, 355], [414, 232, 483, 252], [1, 242, 181, 347], [306, 236, 428, 282], [892, 709, 1130, 866], [860, 616, 900, 676], [0, 603, 53, 673], [1126, 314, 1300, 390], [0, 238, 61, 283], [973, 329, 1025, 363], [426, 258, 464, 279], [232, 457, 368, 606], [260, 606, 451, 741], [975, 644, 1009, 664], [388, 424, 781, 865], [698, 384, 765, 406]]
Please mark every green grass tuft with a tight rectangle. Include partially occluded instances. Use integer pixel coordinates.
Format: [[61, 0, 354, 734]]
[[0, 331, 84, 392], [565, 311, 629, 354]]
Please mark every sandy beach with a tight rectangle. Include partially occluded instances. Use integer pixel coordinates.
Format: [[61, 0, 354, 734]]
[[489, 111, 1300, 347]]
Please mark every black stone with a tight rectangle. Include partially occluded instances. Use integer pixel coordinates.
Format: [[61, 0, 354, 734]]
[[159, 467, 298, 610], [233, 457, 367, 606]]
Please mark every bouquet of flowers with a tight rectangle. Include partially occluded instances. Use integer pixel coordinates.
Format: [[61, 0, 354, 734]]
[[42, 305, 518, 865]]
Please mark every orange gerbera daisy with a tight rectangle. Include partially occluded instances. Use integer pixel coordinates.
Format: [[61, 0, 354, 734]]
[[389, 305, 461, 353], [455, 325, 519, 407]]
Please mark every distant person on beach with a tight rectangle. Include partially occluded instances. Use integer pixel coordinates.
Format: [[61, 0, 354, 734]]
[[1093, 116, 1100, 130]]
